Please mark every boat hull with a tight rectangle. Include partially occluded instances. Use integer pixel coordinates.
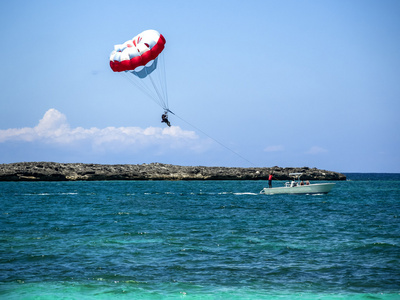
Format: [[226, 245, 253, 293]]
[[260, 183, 335, 195]]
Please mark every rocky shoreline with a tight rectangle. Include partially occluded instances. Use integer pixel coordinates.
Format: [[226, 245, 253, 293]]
[[0, 162, 346, 181]]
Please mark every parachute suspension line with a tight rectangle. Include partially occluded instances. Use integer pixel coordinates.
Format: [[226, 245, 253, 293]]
[[144, 52, 168, 111], [122, 71, 166, 111], [158, 51, 169, 110], [172, 112, 256, 166], [147, 72, 168, 110], [122, 72, 157, 103]]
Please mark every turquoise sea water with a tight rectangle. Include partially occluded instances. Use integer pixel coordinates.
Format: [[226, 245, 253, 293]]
[[1, 174, 399, 299]]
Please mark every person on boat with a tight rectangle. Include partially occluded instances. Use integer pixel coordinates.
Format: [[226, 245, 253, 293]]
[[161, 112, 171, 127], [305, 180, 310, 185], [268, 173, 273, 188], [300, 181, 304, 186]]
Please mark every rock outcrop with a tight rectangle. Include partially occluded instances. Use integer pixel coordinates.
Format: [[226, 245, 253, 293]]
[[0, 162, 346, 181]]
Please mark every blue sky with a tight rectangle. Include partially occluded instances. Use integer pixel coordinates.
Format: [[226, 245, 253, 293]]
[[0, 0, 399, 172]]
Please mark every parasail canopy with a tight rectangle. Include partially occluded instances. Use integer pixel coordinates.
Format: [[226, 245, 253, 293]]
[[109, 30, 169, 111], [110, 30, 166, 73]]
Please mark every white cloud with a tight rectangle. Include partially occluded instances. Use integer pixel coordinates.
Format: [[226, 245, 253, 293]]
[[306, 146, 328, 154], [264, 145, 285, 152], [0, 109, 204, 153]]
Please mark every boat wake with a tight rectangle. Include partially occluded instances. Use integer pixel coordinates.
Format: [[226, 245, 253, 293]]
[[233, 192, 259, 196]]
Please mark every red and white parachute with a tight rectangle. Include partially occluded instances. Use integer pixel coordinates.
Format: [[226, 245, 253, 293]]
[[110, 30, 170, 112]]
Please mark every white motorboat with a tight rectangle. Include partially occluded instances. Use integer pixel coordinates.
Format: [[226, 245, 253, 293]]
[[260, 173, 335, 195]]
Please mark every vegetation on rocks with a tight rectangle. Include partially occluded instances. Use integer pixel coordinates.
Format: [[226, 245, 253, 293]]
[[0, 162, 346, 181]]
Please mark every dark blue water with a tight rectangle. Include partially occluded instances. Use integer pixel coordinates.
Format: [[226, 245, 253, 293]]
[[1, 174, 399, 299]]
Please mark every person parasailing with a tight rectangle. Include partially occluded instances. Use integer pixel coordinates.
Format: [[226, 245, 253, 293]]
[[161, 112, 171, 127]]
